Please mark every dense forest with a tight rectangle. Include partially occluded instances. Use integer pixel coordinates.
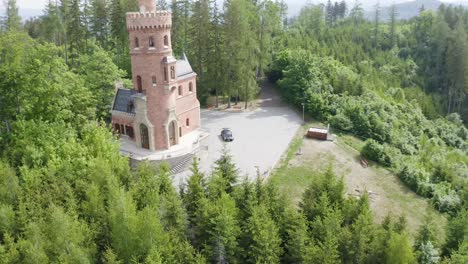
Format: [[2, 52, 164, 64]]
[[0, 0, 467, 263]]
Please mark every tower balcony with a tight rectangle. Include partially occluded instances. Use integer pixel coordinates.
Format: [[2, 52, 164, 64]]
[[126, 11, 172, 30]]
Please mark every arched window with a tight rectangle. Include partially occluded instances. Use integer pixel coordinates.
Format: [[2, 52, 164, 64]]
[[126, 126, 134, 139], [135, 37, 139, 48], [189, 82, 193, 92], [152, 76, 157, 86], [170, 66, 175, 79], [186, 118, 190, 127], [149, 36, 155, 47], [164, 35, 169, 46], [178, 85, 182, 96], [137, 76, 143, 93]]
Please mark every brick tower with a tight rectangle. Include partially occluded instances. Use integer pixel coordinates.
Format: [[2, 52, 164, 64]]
[[111, 0, 201, 151]]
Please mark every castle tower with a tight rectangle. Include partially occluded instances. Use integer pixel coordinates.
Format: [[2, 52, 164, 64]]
[[111, 0, 201, 151]]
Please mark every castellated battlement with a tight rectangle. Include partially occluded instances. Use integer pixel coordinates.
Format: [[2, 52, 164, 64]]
[[126, 11, 172, 30]]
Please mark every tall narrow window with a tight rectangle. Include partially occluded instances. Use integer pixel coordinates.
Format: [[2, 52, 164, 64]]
[[178, 85, 182, 96], [186, 118, 190, 127], [149, 36, 154, 47], [189, 82, 193, 92], [164, 67, 168, 82], [135, 37, 139, 48], [170, 66, 175, 79], [164, 35, 169, 46], [152, 76, 157, 86], [137, 76, 142, 93], [179, 127, 182, 137]]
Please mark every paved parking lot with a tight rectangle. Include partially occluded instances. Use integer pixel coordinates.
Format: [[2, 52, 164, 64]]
[[172, 83, 302, 185], [197, 105, 302, 180]]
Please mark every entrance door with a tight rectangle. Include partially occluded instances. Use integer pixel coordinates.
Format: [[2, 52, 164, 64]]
[[140, 124, 149, 149], [169, 121, 177, 146]]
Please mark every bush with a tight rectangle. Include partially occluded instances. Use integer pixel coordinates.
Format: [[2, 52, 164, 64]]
[[361, 139, 393, 166], [431, 183, 461, 214]]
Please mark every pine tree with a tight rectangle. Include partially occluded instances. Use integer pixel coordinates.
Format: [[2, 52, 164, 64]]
[[385, 232, 416, 264], [446, 21, 467, 114], [188, 0, 211, 101], [206, 0, 226, 107], [373, 1, 381, 48], [349, 0, 364, 26], [214, 144, 239, 192], [196, 193, 240, 263], [41, 1, 64, 45], [281, 207, 309, 263], [110, 0, 131, 72], [224, 0, 259, 109], [389, 3, 398, 48], [325, 0, 333, 27], [184, 158, 206, 225], [90, 0, 109, 47], [245, 205, 282, 263], [338, 0, 347, 18], [257, 0, 281, 78], [2, 0, 21, 31], [67, 0, 86, 64], [171, 0, 190, 56]]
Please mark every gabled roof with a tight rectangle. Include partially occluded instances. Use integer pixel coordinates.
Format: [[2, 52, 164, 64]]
[[113, 88, 136, 113], [176, 53, 195, 78]]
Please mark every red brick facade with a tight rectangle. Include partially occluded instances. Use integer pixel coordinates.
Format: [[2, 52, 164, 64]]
[[111, 0, 201, 151]]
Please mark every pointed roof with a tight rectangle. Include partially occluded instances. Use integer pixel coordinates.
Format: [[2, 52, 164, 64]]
[[113, 89, 136, 113], [176, 53, 194, 78]]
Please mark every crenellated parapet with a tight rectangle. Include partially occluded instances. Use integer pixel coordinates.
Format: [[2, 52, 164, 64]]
[[126, 11, 172, 30]]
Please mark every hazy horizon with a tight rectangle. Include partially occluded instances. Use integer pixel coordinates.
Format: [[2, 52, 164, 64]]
[[1, 0, 467, 19]]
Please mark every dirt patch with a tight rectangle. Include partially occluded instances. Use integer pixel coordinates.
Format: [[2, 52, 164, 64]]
[[287, 136, 446, 236]]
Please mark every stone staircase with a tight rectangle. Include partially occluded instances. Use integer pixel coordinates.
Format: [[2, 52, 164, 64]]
[[130, 152, 195, 175]]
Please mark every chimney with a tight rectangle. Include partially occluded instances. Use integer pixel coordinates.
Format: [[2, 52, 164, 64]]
[[139, 0, 156, 13]]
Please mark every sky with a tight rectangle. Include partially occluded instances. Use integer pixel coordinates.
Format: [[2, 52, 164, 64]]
[[1, 0, 467, 14]]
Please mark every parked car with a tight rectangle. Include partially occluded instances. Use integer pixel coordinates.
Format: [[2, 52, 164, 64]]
[[221, 128, 234, 142]]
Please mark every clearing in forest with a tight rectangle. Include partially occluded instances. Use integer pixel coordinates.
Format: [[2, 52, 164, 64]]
[[270, 127, 447, 237]]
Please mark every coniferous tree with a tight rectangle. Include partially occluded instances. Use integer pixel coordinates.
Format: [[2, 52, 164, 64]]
[[67, 0, 86, 64], [257, 0, 281, 78], [90, 0, 110, 47], [245, 205, 282, 263], [325, 0, 333, 27], [389, 3, 398, 48], [224, 0, 259, 108], [2, 0, 21, 31], [349, 0, 364, 26], [184, 158, 206, 225], [110, 0, 131, 73], [338, 0, 347, 18], [188, 0, 211, 101], [373, 1, 381, 48], [41, 1, 64, 45], [446, 21, 467, 114], [214, 145, 239, 192], [206, 0, 226, 107], [171, 0, 190, 56]]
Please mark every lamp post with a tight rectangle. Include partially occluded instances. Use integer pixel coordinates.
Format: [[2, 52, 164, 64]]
[[301, 103, 305, 124]]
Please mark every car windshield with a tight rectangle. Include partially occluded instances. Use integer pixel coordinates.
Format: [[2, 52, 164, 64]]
[[224, 130, 232, 136]]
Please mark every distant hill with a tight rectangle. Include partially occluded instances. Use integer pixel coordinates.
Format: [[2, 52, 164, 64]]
[[0, 8, 42, 21], [365, 0, 468, 21]]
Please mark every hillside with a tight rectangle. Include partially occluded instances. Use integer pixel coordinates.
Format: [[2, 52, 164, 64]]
[[365, 0, 468, 20]]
